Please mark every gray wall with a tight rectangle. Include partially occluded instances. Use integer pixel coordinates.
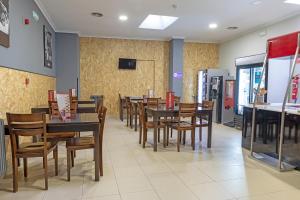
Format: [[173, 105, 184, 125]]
[[0, 0, 56, 76], [169, 39, 184, 97], [55, 33, 80, 93]]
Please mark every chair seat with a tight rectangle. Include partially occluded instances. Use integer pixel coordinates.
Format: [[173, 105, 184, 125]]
[[66, 137, 95, 150], [171, 122, 194, 130], [146, 121, 166, 128], [17, 142, 55, 154]]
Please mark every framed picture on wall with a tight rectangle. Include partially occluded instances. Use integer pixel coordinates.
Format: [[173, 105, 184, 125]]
[[0, 0, 9, 48], [43, 25, 53, 68]]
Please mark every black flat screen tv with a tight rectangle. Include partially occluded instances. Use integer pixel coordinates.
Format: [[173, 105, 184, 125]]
[[119, 58, 136, 70]]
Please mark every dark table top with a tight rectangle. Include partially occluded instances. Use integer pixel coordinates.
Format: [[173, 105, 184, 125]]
[[46, 113, 99, 125]]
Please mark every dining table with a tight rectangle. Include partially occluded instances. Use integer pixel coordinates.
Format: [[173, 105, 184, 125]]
[[119, 96, 143, 122], [146, 105, 213, 152], [31, 100, 97, 114], [4, 113, 102, 181]]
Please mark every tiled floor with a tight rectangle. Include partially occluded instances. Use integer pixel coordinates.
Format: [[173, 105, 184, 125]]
[[1, 117, 300, 200]]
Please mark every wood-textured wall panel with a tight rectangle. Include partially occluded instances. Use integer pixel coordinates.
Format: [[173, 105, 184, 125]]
[[183, 42, 219, 102], [80, 38, 169, 116], [0, 67, 56, 119]]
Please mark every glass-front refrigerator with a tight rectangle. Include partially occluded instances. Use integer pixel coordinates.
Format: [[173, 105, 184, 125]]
[[235, 55, 266, 115]]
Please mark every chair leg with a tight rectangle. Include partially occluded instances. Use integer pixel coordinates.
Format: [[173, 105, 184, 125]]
[[43, 154, 48, 190], [191, 129, 195, 150], [100, 145, 103, 176], [12, 156, 18, 193], [158, 128, 161, 143], [182, 131, 186, 145], [139, 123, 142, 144], [167, 127, 169, 146], [143, 128, 147, 148], [199, 126, 202, 142], [71, 150, 75, 167], [163, 127, 167, 148], [54, 146, 58, 176], [67, 149, 71, 181], [177, 131, 181, 152], [23, 158, 28, 178]]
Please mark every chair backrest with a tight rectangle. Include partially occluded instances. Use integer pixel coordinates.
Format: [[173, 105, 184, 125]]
[[178, 103, 197, 119], [6, 113, 47, 154], [202, 101, 214, 109], [125, 97, 131, 108], [97, 106, 107, 143], [147, 98, 160, 109]]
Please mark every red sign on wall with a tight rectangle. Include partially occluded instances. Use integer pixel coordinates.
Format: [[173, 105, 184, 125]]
[[268, 31, 300, 59]]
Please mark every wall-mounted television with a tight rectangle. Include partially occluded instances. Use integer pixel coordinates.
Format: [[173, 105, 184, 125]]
[[119, 58, 136, 70]]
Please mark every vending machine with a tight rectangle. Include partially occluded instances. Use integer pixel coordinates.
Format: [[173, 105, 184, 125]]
[[197, 69, 230, 123]]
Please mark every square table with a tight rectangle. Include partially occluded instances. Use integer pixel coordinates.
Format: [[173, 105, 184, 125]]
[[5, 113, 101, 181], [146, 105, 213, 152]]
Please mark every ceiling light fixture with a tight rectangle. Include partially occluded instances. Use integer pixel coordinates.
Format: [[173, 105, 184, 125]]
[[119, 15, 128, 21], [209, 23, 218, 29], [91, 12, 103, 18], [251, 0, 262, 5], [226, 26, 239, 30], [139, 14, 178, 30], [284, 0, 300, 5]]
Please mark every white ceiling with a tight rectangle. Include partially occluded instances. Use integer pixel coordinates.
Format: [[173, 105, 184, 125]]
[[36, 0, 300, 43]]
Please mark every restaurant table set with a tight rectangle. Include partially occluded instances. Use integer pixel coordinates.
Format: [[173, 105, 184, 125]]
[[1, 91, 106, 193], [120, 93, 214, 152]]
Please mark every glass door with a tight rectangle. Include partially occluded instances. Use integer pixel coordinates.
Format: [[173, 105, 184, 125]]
[[236, 65, 265, 115]]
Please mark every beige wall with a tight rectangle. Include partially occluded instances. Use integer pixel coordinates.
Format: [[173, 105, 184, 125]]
[[0, 67, 56, 119], [183, 42, 219, 102], [80, 38, 219, 116]]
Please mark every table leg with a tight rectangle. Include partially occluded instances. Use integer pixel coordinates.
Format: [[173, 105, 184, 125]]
[[120, 100, 124, 121], [153, 115, 158, 152], [94, 130, 100, 181], [134, 104, 138, 131], [207, 111, 213, 148]]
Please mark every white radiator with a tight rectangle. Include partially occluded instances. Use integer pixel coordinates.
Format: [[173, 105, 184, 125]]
[[0, 119, 6, 177]]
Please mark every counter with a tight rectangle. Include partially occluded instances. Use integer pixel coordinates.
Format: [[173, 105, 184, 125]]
[[242, 104, 300, 169]]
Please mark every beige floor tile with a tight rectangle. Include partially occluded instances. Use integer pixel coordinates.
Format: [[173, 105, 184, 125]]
[[82, 180, 119, 198], [121, 190, 160, 200], [267, 189, 300, 200], [84, 194, 121, 200], [176, 168, 213, 185], [116, 176, 152, 195], [237, 194, 273, 200], [113, 166, 144, 179], [189, 182, 235, 200]]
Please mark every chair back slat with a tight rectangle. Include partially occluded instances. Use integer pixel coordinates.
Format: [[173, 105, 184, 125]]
[[6, 113, 47, 142], [202, 101, 214, 109], [147, 98, 160, 109], [179, 103, 197, 118]]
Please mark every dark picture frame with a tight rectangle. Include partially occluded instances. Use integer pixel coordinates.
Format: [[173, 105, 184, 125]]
[[43, 25, 53, 68], [0, 0, 9, 48]]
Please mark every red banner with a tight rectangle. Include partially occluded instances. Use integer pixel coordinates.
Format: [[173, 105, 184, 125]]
[[268, 31, 300, 59]]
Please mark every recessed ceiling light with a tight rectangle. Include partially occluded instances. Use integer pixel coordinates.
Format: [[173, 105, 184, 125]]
[[139, 14, 178, 30], [119, 15, 128, 21], [251, 0, 262, 5], [284, 0, 300, 5], [91, 12, 103, 18], [209, 23, 218, 29]]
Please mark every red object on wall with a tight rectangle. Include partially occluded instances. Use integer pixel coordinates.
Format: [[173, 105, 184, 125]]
[[25, 78, 30, 87], [48, 90, 55, 101], [24, 18, 30, 25], [268, 31, 300, 59], [291, 75, 299, 101], [166, 91, 175, 109], [224, 80, 235, 110]]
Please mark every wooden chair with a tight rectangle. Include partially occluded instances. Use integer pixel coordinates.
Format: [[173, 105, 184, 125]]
[[125, 97, 132, 127], [170, 103, 197, 152], [6, 113, 58, 192], [66, 106, 107, 181], [196, 100, 214, 141], [119, 93, 127, 121], [138, 102, 167, 148], [146, 98, 161, 108]]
